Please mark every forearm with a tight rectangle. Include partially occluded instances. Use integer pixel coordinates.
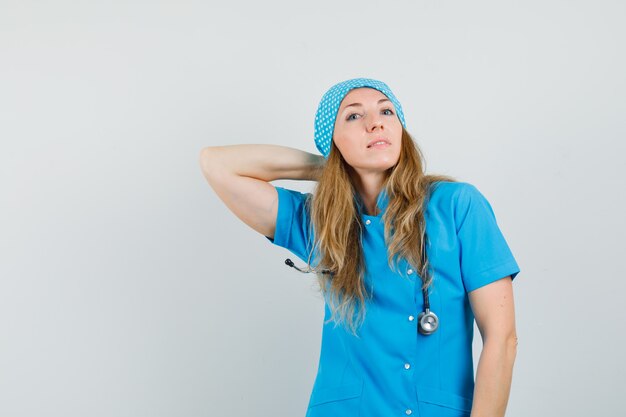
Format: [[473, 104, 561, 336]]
[[470, 337, 517, 417], [200, 144, 324, 182]]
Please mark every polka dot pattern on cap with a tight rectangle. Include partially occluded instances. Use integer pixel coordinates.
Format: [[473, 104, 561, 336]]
[[314, 78, 407, 159]]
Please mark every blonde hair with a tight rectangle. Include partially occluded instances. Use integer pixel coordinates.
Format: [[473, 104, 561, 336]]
[[303, 127, 458, 336]]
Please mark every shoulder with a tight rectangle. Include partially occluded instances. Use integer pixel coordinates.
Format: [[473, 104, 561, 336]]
[[429, 180, 480, 204], [428, 181, 493, 226], [275, 186, 313, 201]]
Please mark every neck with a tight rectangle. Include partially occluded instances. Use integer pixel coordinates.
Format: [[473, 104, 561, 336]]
[[348, 167, 387, 216]]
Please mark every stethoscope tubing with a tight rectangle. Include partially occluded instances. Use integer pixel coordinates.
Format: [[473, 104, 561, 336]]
[[284, 258, 439, 335]]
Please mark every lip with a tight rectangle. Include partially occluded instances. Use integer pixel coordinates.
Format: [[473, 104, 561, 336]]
[[367, 138, 391, 148]]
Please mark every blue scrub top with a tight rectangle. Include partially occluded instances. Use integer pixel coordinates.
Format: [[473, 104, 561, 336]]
[[264, 181, 520, 417]]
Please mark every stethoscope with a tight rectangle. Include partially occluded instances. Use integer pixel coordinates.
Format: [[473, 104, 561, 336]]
[[284, 257, 439, 335]]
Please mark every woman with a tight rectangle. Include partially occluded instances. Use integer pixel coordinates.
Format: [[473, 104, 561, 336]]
[[199, 77, 521, 417]]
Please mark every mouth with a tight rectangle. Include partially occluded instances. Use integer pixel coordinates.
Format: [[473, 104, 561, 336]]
[[367, 138, 391, 148]]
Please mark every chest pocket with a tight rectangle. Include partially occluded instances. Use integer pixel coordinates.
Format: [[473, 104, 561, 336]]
[[306, 379, 364, 417], [416, 385, 472, 417]]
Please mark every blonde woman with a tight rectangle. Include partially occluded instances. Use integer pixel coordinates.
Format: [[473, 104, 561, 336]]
[[199, 78, 520, 417]]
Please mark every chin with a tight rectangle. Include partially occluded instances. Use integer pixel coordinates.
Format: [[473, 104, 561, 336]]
[[379, 155, 401, 169], [345, 153, 400, 172], [354, 162, 398, 173]]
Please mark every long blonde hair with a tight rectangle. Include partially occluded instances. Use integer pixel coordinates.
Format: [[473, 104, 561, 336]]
[[303, 127, 458, 336]]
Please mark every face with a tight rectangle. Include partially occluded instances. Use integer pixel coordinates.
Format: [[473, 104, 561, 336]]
[[332, 87, 403, 179]]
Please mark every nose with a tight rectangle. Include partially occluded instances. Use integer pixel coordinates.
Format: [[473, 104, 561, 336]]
[[367, 114, 384, 131]]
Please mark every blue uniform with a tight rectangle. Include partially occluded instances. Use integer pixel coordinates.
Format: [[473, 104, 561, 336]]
[[264, 181, 520, 417]]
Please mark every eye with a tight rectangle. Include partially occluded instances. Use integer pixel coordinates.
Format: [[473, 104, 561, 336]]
[[346, 108, 394, 121]]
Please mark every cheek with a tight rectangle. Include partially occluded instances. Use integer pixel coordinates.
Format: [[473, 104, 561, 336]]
[[337, 144, 359, 161], [333, 133, 357, 154], [332, 136, 345, 154]]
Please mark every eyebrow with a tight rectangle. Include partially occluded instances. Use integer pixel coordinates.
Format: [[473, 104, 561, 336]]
[[342, 98, 391, 111]]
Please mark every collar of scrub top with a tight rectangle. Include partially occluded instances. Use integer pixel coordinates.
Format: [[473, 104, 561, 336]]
[[354, 188, 390, 217]]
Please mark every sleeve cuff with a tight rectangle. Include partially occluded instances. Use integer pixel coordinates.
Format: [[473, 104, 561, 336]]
[[464, 260, 520, 292]]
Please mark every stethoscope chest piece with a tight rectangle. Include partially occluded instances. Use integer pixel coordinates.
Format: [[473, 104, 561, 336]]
[[417, 309, 439, 335]]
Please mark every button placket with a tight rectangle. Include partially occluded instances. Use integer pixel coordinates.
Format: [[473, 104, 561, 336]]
[[407, 267, 416, 324], [404, 269, 416, 414]]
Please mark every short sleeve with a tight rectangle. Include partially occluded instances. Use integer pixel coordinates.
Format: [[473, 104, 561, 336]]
[[454, 183, 520, 292], [264, 186, 316, 263]]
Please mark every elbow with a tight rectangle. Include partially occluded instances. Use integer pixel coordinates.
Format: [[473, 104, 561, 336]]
[[483, 332, 518, 361], [199, 147, 220, 174], [506, 333, 518, 362], [199, 146, 214, 164]]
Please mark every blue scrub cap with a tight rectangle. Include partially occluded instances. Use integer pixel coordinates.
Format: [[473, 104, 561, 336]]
[[314, 77, 407, 159]]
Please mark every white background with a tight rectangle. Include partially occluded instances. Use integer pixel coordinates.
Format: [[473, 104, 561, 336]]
[[1, 1, 624, 416]]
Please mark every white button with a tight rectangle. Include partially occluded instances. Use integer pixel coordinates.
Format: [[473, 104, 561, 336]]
[[407, 269, 413, 274], [405, 409, 412, 415], [404, 363, 411, 369], [365, 219, 371, 225], [408, 315, 414, 321]]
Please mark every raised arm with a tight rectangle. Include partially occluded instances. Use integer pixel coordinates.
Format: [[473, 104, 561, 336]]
[[198, 144, 324, 240]]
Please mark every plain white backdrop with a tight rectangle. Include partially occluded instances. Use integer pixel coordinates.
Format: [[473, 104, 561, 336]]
[[1, 1, 625, 416]]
